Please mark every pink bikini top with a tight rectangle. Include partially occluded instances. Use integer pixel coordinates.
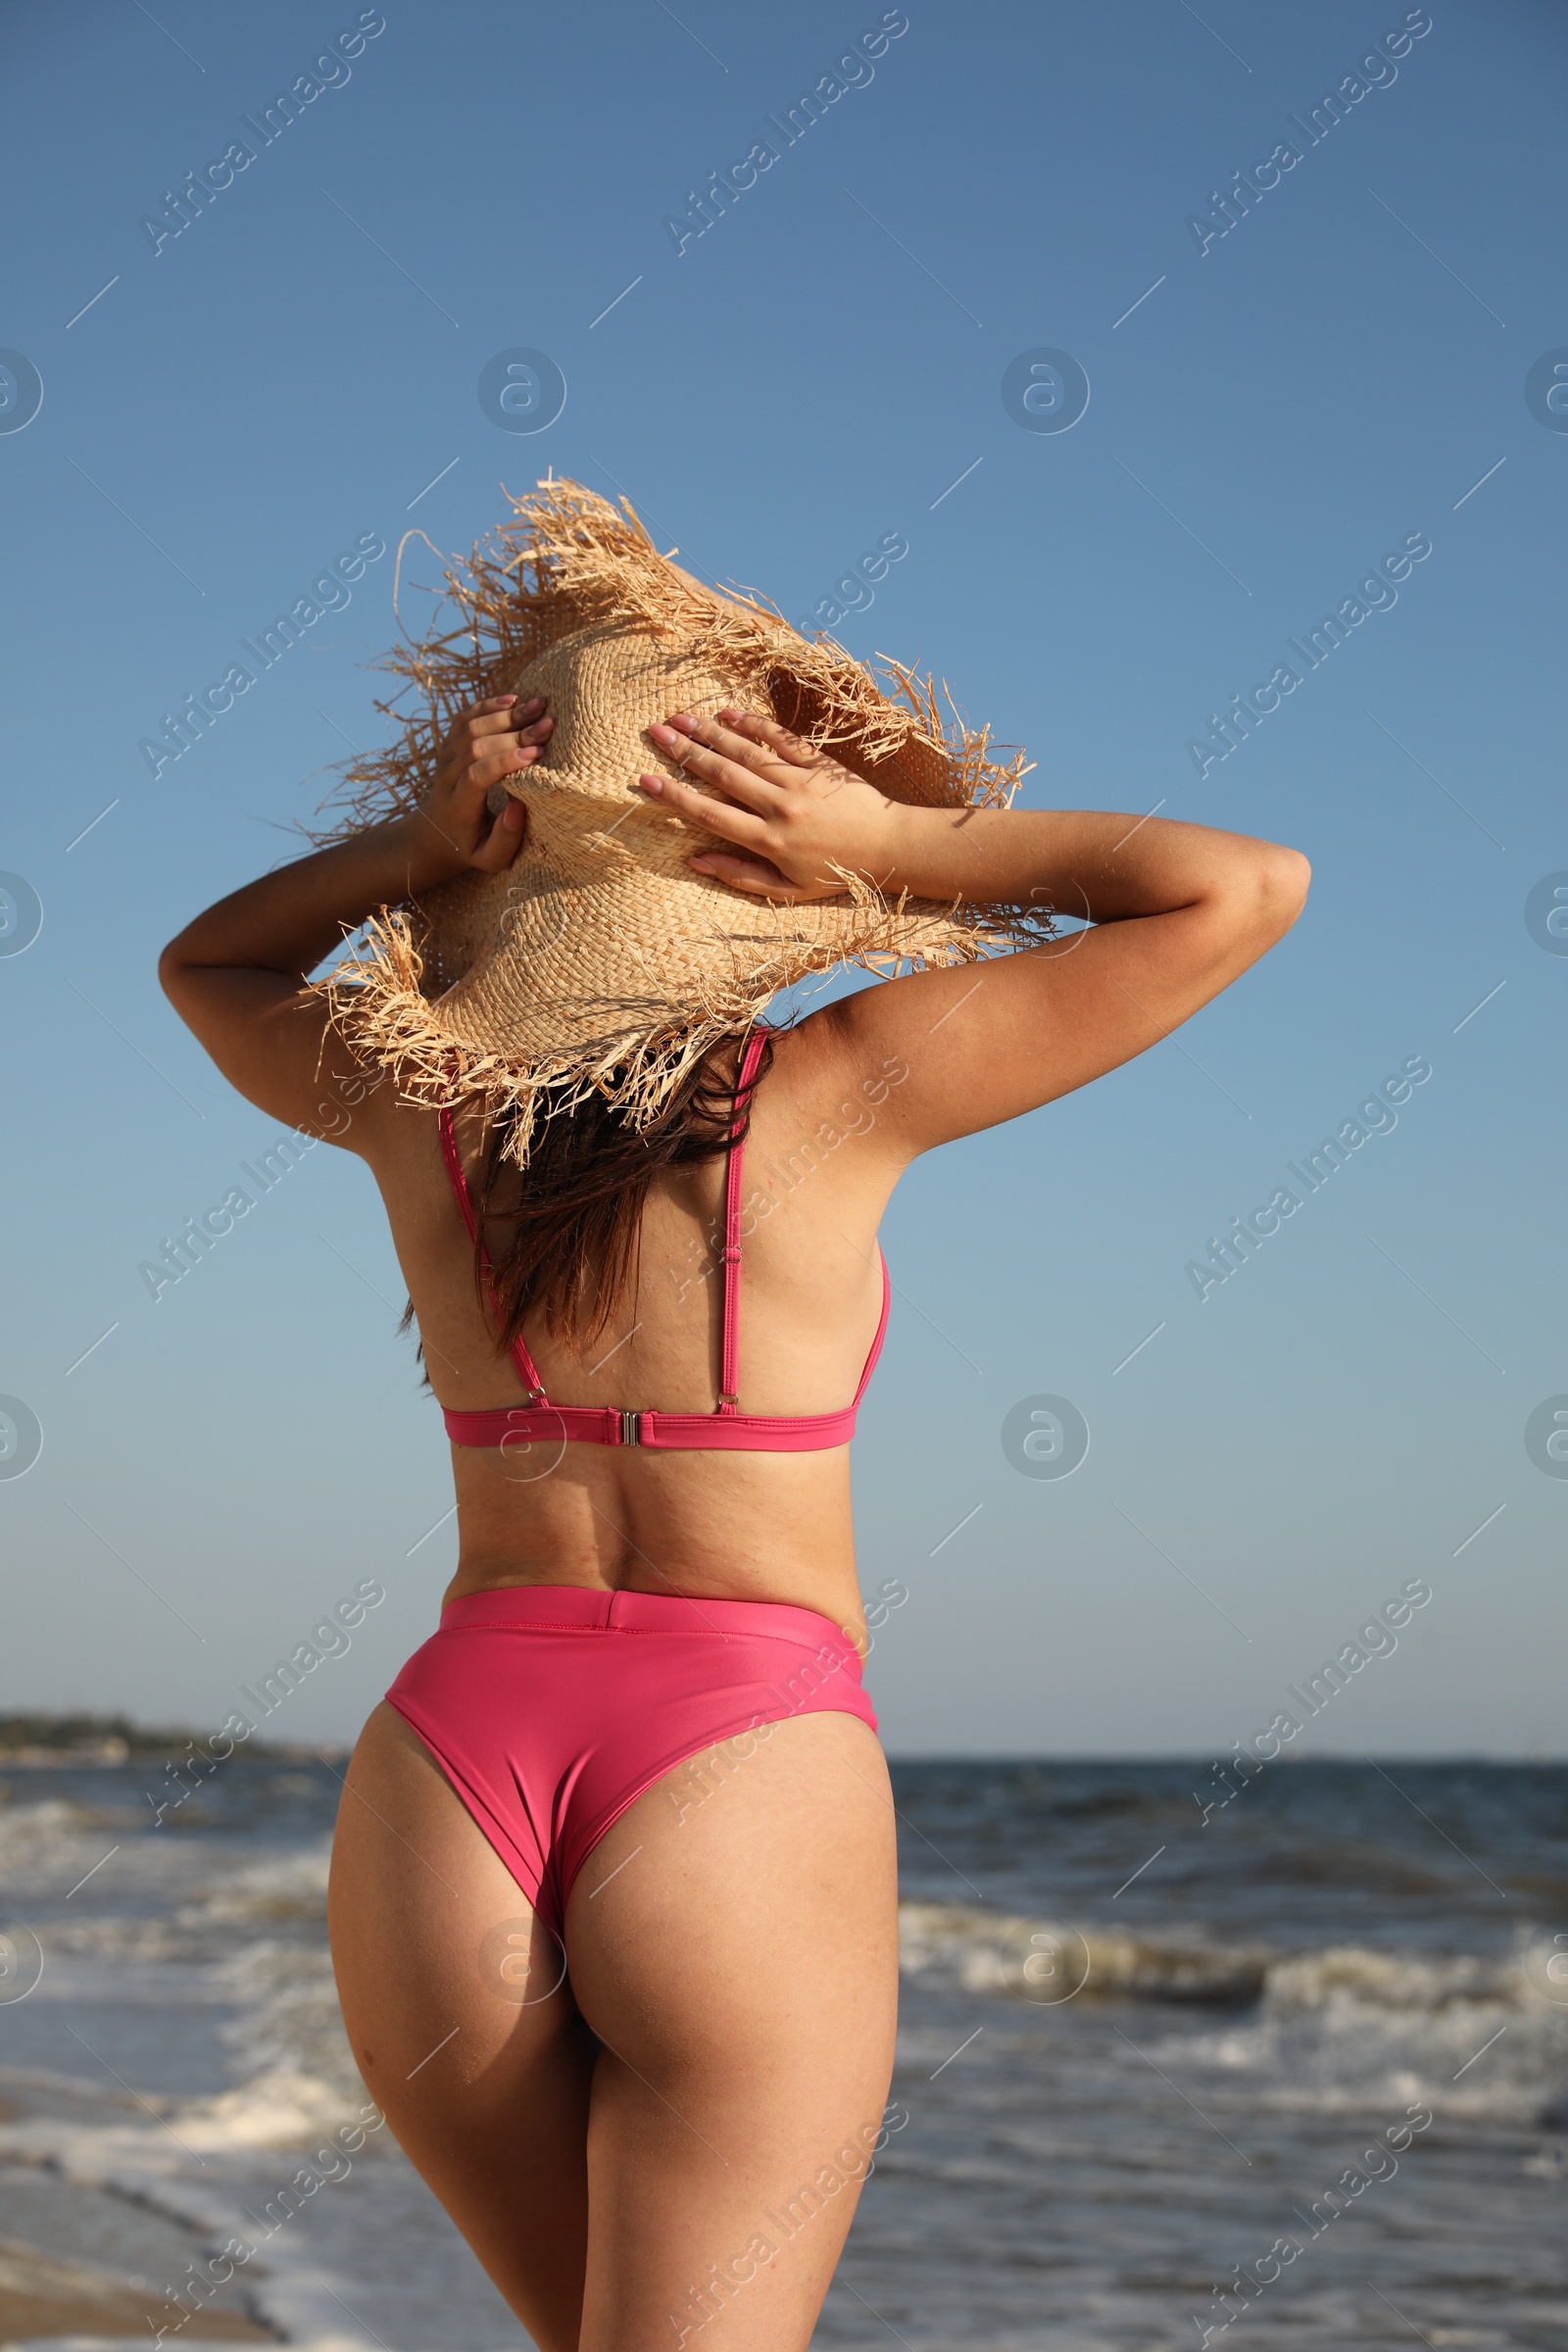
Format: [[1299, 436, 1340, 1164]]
[[437, 1028, 890, 1453]]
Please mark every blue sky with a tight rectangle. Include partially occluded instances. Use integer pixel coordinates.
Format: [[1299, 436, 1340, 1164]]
[[2, 0, 1564, 1755]]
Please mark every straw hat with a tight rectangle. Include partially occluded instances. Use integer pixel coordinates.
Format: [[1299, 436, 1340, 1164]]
[[316, 477, 1042, 1160]]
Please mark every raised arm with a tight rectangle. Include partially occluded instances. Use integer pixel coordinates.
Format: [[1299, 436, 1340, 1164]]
[[158, 697, 552, 1146], [637, 708, 1309, 1156]]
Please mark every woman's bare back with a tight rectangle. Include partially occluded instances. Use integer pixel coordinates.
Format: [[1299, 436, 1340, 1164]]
[[366, 1011, 907, 1635]]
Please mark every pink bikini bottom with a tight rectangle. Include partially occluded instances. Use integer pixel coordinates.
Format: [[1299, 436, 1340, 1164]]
[[384, 1584, 878, 1944]]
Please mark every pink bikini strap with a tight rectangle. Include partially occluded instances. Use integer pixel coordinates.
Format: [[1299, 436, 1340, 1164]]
[[718, 1029, 770, 1414], [437, 1108, 480, 1245], [851, 1253, 892, 1406], [437, 1107, 550, 1402]]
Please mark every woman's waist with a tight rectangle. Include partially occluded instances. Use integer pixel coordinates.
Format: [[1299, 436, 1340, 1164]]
[[440, 1453, 863, 1637], [429, 1577, 866, 1661], [449, 1452, 850, 1567]]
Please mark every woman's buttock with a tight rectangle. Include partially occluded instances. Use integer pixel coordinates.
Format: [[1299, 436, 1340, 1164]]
[[381, 1585, 880, 1944]]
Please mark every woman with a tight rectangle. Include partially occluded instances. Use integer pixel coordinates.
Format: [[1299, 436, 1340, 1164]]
[[160, 484, 1307, 2351]]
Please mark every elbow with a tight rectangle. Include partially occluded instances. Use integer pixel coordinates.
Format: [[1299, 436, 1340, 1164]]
[[158, 934, 197, 1005], [1272, 845, 1311, 925], [1247, 844, 1310, 942], [1202, 844, 1309, 967]]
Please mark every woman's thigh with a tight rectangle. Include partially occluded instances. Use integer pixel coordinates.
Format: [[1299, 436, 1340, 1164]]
[[564, 1710, 901, 2352], [326, 1702, 598, 2352]]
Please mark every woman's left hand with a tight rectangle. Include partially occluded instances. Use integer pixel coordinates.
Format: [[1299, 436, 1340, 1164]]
[[638, 708, 901, 902]]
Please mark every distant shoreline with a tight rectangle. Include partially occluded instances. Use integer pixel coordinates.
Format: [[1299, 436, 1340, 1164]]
[[1, 1715, 1558, 1769], [0, 1711, 347, 1765]]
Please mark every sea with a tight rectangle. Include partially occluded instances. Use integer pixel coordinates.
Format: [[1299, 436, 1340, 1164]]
[[1, 1750, 1565, 2351]]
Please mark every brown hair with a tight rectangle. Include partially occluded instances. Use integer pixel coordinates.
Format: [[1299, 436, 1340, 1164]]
[[472, 1027, 773, 1355]]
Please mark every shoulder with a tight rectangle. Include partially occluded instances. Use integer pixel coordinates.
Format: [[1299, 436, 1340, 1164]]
[[752, 1005, 913, 1173]]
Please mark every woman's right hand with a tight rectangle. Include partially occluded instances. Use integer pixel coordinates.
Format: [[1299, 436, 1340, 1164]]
[[412, 695, 555, 879]]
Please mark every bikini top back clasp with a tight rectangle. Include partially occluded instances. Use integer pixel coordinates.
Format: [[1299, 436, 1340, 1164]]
[[436, 1029, 890, 1454]]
